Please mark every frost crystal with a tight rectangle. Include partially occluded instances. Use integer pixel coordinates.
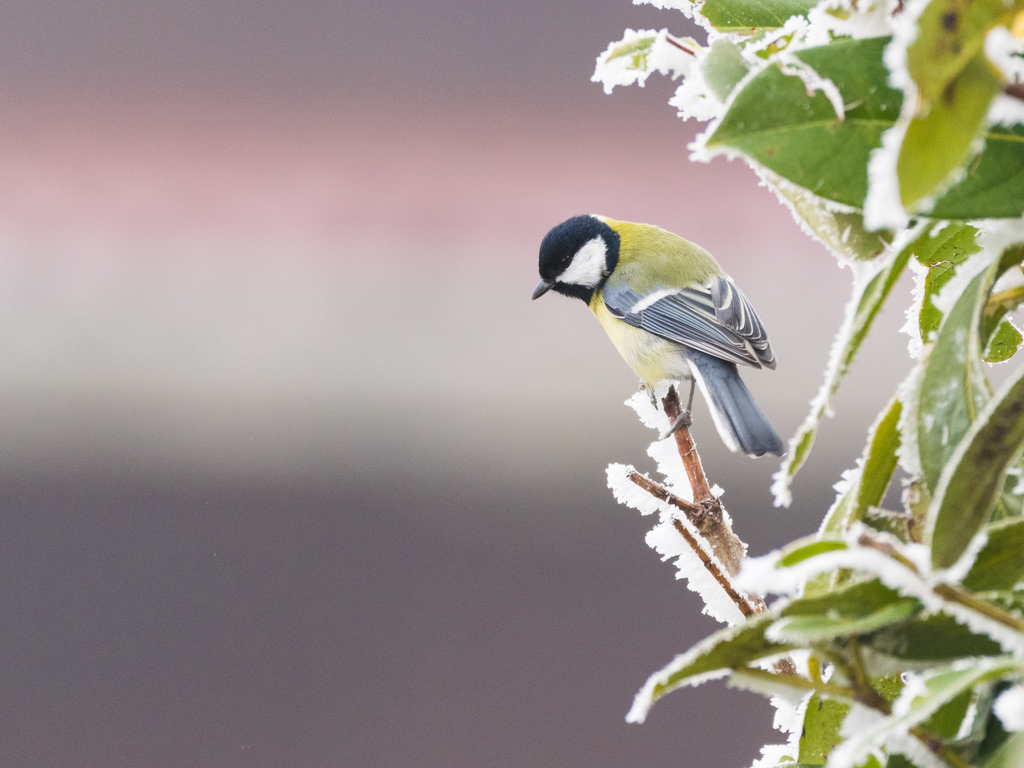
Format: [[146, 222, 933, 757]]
[[805, 0, 896, 45], [986, 27, 1024, 126], [607, 462, 744, 626], [633, 0, 695, 10], [592, 28, 695, 95], [632, 0, 709, 29], [646, 517, 746, 625], [994, 685, 1024, 732], [863, 114, 910, 231], [668, 53, 719, 122]]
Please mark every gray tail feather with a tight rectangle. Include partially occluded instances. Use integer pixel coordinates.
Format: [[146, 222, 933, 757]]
[[688, 350, 783, 458]]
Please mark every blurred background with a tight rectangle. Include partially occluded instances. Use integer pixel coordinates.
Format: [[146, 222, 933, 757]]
[[0, 2, 913, 767]]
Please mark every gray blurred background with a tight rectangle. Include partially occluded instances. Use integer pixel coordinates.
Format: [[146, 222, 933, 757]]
[[0, 3, 912, 767]]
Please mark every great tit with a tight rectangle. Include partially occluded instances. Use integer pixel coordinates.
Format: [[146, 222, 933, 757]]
[[532, 214, 783, 457]]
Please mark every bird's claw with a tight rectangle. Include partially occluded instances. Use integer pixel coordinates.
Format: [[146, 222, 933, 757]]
[[659, 409, 692, 440]]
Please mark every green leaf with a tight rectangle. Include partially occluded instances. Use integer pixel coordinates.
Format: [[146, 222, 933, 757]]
[[869, 612, 1004, 662], [629, 612, 792, 718], [702, 38, 749, 102], [781, 579, 917, 622], [761, 166, 891, 262], [836, 658, 1024, 763], [924, 689, 973, 741], [929, 124, 1024, 219], [899, 0, 1024, 213], [772, 599, 920, 643], [706, 37, 900, 207], [982, 732, 1024, 768], [917, 267, 993, 494], [929, 359, 1024, 569], [703, 30, 1024, 219], [994, 465, 1024, 519], [799, 695, 849, 764], [983, 252, 1024, 363], [983, 588, 1024, 615], [777, 536, 848, 567], [898, 52, 1004, 211], [898, 0, 1020, 209], [908, 661, 1023, 719], [701, 0, 817, 31], [604, 35, 657, 65], [777, 579, 921, 644], [905, 0, 1019, 105], [862, 506, 916, 542], [964, 518, 1024, 591], [775, 240, 911, 499], [984, 319, 1023, 363], [855, 398, 903, 522], [910, 223, 981, 342], [802, 398, 907, 593]]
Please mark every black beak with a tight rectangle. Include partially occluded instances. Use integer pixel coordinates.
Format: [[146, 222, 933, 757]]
[[532, 279, 554, 300]]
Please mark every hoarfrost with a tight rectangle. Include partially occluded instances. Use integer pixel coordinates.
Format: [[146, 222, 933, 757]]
[[592, 28, 696, 95], [830, 703, 888, 768], [607, 462, 746, 626], [986, 27, 1024, 126], [895, 365, 925, 478], [778, 55, 845, 121], [646, 518, 747, 625], [668, 50, 720, 122], [633, 0, 711, 30], [994, 685, 1024, 732], [607, 463, 663, 516], [748, 744, 796, 768], [805, 0, 895, 46], [900, 258, 928, 358], [862, 5, 925, 231], [736, 524, 1024, 654], [863, 114, 910, 231], [626, 620, 745, 724], [978, 220, 1024, 275], [634, 0, 699, 11], [930, 249, 991, 318], [625, 386, 673, 432], [626, 659, 731, 723]]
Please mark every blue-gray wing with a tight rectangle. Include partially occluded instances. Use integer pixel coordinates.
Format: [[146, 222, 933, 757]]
[[603, 277, 776, 369]]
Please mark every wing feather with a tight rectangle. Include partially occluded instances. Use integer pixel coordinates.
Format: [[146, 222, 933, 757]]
[[603, 277, 775, 369]]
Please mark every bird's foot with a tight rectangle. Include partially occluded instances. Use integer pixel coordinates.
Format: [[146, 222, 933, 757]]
[[659, 409, 692, 440]]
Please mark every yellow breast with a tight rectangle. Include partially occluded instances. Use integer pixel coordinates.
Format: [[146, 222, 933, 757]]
[[590, 295, 689, 388]]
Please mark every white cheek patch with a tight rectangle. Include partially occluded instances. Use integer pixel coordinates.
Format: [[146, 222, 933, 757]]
[[559, 236, 607, 288]]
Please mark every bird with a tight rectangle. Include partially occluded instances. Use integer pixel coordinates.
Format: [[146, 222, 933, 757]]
[[532, 214, 783, 457]]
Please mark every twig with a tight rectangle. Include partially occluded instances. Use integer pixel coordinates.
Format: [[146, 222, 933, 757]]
[[627, 470, 703, 521], [660, 386, 749, 579], [857, 531, 1024, 633], [662, 387, 715, 503], [668, 516, 763, 618], [665, 36, 697, 57], [1004, 83, 1024, 102]]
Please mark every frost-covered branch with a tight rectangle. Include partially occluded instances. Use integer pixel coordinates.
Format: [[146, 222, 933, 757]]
[[609, 384, 768, 623]]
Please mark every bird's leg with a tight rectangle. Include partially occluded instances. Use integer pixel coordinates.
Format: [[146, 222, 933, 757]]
[[640, 380, 657, 407], [661, 378, 696, 438]]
